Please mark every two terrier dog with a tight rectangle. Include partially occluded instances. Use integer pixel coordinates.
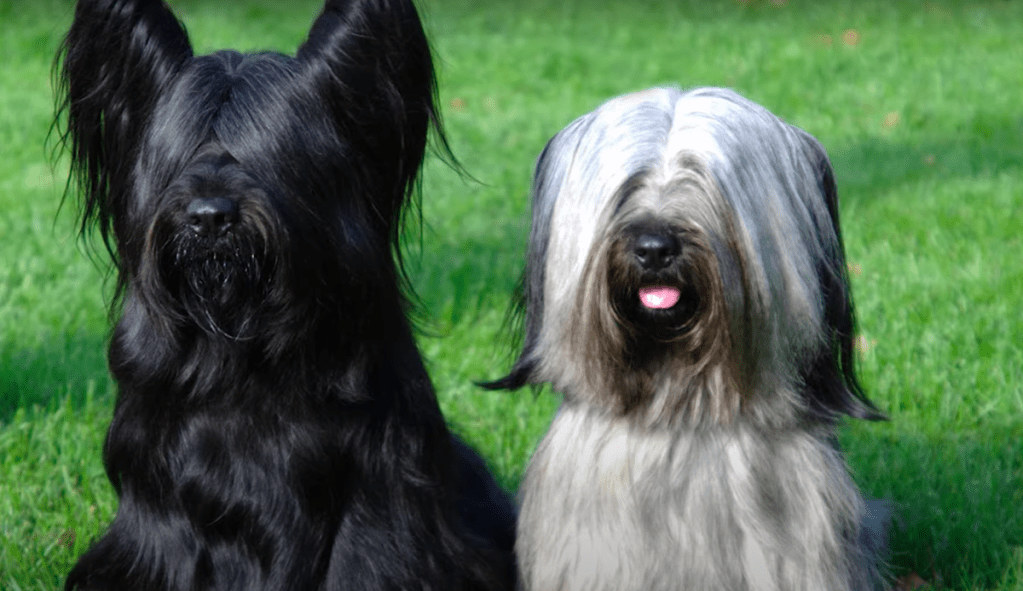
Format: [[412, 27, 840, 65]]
[[55, 0, 886, 590]]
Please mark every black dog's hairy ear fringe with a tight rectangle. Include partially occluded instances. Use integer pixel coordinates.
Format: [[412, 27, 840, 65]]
[[297, 0, 451, 329], [53, 0, 192, 283], [298, 0, 436, 230]]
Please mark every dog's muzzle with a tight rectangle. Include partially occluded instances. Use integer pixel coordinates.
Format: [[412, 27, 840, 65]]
[[186, 197, 239, 239], [155, 193, 266, 318], [633, 231, 682, 310]]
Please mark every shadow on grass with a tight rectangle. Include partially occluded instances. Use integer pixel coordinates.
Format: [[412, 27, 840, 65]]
[[829, 112, 1023, 202], [843, 424, 1023, 590], [0, 330, 111, 423]]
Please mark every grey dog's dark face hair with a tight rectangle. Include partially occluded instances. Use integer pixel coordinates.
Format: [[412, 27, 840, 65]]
[[487, 87, 883, 428]]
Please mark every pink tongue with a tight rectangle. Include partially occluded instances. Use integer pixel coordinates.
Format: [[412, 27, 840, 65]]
[[639, 286, 681, 309]]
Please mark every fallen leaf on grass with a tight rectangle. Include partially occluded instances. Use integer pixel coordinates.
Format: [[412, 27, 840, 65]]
[[58, 529, 76, 550]]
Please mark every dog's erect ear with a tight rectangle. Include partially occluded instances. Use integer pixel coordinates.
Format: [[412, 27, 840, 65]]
[[297, 0, 438, 225], [55, 0, 193, 253]]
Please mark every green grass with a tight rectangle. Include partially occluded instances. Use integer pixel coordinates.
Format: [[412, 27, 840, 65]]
[[2, 0, 1021, 588]]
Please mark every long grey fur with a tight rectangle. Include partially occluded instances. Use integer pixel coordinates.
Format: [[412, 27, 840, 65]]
[[488, 87, 888, 591]]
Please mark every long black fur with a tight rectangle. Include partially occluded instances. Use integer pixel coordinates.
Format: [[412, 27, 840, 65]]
[[54, 1, 515, 589]]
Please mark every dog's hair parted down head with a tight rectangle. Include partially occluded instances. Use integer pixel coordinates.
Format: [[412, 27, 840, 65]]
[[55, 1, 515, 590], [486, 86, 888, 590], [490, 86, 883, 429]]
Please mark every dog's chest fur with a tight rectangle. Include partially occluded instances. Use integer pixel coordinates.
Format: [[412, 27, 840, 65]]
[[517, 405, 864, 591]]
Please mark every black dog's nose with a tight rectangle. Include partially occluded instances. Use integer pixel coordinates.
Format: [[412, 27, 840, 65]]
[[634, 232, 679, 270], [186, 197, 238, 237]]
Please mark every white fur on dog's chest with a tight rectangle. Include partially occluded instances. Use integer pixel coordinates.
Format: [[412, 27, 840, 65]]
[[517, 405, 860, 591]]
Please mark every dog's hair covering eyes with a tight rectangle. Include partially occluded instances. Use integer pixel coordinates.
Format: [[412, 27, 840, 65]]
[[485, 86, 889, 591], [54, 1, 516, 589]]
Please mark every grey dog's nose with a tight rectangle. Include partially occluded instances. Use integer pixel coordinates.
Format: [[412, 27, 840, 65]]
[[634, 233, 679, 270], [186, 197, 238, 237]]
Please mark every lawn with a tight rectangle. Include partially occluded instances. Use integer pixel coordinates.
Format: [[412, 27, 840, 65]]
[[1, 0, 1020, 589]]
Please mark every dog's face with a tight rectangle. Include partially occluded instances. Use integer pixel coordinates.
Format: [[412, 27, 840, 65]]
[[127, 52, 368, 339], [58, 1, 438, 344], [605, 205, 721, 347], [492, 87, 881, 426], [142, 141, 279, 334]]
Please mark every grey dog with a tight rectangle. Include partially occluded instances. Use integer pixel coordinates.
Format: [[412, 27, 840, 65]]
[[487, 87, 889, 591]]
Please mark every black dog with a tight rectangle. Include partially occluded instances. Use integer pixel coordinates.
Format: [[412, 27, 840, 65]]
[[55, 1, 515, 589]]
